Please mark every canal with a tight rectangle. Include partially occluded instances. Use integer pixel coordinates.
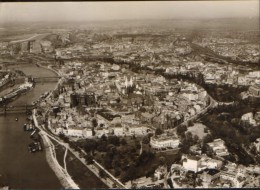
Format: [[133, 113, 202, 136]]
[[0, 64, 62, 188]]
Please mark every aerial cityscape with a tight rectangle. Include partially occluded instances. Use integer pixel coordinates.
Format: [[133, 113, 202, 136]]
[[0, 1, 259, 189]]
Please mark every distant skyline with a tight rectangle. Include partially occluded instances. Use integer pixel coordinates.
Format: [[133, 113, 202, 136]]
[[0, 1, 259, 23]]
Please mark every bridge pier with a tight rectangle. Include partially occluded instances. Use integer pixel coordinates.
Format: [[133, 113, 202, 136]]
[[4, 105, 6, 116]]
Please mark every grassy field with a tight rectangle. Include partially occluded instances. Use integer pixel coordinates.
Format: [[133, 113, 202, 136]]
[[186, 123, 209, 140], [54, 144, 66, 168], [49, 138, 107, 188], [66, 151, 108, 188]]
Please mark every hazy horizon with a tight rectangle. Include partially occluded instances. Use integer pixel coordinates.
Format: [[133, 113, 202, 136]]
[[0, 1, 259, 24]]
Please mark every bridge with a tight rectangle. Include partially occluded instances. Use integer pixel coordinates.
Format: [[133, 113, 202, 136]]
[[32, 76, 60, 83], [0, 104, 35, 115]]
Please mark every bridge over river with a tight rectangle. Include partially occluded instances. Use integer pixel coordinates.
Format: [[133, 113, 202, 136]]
[[32, 76, 60, 83], [0, 104, 36, 115]]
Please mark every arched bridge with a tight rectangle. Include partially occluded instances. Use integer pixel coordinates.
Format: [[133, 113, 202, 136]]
[[0, 104, 36, 115], [32, 76, 60, 83]]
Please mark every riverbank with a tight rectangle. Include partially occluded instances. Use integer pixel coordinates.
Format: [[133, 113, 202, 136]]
[[29, 64, 78, 188], [40, 132, 79, 188], [0, 64, 62, 188], [33, 63, 107, 188], [33, 110, 79, 189]]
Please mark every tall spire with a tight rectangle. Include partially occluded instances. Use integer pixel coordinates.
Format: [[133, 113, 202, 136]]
[[125, 75, 128, 87], [130, 76, 133, 87]]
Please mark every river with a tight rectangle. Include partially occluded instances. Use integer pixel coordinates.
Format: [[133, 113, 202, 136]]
[[0, 64, 62, 188]]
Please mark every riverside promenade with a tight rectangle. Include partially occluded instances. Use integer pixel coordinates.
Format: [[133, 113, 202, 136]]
[[33, 110, 79, 189]]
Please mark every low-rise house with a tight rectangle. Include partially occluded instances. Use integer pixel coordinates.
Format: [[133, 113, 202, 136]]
[[237, 75, 247, 85], [94, 129, 109, 138], [249, 85, 260, 96], [219, 163, 246, 188], [172, 178, 191, 188], [141, 112, 154, 123], [83, 128, 94, 138], [181, 92, 199, 101], [199, 169, 221, 187], [154, 165, 167, 180], [199, 156, 222, 171], [241, 112, 257, 126], [207, 139, 229, 157], [110, 125, 125, 136], [246, 165, 260, 174], [190, 144, 202, 155], [171, 164, 186, 175], [126, 125, 150, 136], [66, 126, 84, 137]]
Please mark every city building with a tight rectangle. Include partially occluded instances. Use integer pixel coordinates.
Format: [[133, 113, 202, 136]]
[[207, 139, 229, 157], [182, 155, 201, 173], [249, 85, 260, 96], [150, 134, 180, 150], [254, 138, 260, 152]]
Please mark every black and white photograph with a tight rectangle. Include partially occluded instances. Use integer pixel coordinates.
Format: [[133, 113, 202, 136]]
[[0, 0, 259, 189]]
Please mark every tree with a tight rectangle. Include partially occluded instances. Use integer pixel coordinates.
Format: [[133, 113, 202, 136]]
[[114, 168, 121, 177], [121, 165, 138, 183], [193, 135, 199, 144], [201, 142, 208, 154], [101, 134, 107, 141], [176, 125, 187, 136], [136, 143, 141, 149], [136, 151, 155, 166], [92, 118, 98, 128], [204, 128, 208, 133], [142, 136, 150, 144], [103, 154, 113, 169], [159, 156, 166, 165], [96, 140, 107, 152], [155, 128, 163, 136], [185, 131, 193, 144], [85, 154, 94, 165], [121, 138, 127, 145], [145, 165, 157, 178], [203, 134, 213, 143], [180, 138, 191, 154], [99, 169, 107, 178], [92, 127, 96, 136], [84, 139, 97, 154], [108, 135, 120, 146], [250, 145, 257, 154], [187, 120, 193, 127]]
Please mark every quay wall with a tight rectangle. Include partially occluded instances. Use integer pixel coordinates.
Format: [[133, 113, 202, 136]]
[[40, 132, 79, 189], [33, 111, 79, 189]]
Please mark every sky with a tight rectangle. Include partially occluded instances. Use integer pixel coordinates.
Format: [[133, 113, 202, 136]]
[[0, 1, 259, 23]]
